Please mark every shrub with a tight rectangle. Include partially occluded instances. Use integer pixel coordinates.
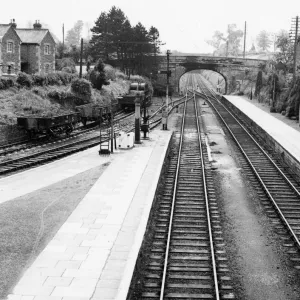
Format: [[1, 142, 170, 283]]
[[56, 57, 77, 73], [32, 74, 47, 86], [104, 65, 116, 81], [0, 77, 15, 89], [46, 72, 60, 85], [115, 70, 127, 80], [56, 71, 78, 85], [16, 72, 33, 88], [62, 66, 76, 74], [90, 59, 109, 90], [71, 78, 92, 98], [47, 89, 73, 101]]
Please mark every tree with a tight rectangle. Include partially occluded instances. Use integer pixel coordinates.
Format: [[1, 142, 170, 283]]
[[274, 30, 294, 71], [227, 24, 243, 56], [89, 59, 109, 90], [206, 31, 225, 51], [257, 30, 271, 51], [90, 6, 161, 75], [206, 24, 243, 56], [65, 20, 84, 47]]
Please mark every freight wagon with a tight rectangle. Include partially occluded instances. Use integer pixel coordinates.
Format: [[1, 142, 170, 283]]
[[118, 82, 152, 110], [17, 113, 80, 138], [75, 101, 119, 126]]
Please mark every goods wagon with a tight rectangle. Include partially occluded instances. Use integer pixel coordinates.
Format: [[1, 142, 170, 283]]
[[17, 112, 80, 138], [75, 101, 119, 126], [118, 82, 152, 110]]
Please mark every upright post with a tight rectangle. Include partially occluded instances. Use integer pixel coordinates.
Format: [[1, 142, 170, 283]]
[[226, 41, 229, 57], [243, 21, 247, 59], [62, 23, 64, 58], [79, 38, 83, 78], [164, 50, 171, 130], [110, 104, 114, 153], [293, 16, 299, 80], [135, 94, 141, 143]]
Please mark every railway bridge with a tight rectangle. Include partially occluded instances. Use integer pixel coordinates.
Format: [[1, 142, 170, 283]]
[[156, 55, 267, 94]]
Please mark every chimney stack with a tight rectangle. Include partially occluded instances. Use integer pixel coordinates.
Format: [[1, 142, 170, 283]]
[[33, 20, 42, 30], [10, 18, 17, 29]]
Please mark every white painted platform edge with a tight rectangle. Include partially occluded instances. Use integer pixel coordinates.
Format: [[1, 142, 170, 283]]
[[116, 133, 172, 300]]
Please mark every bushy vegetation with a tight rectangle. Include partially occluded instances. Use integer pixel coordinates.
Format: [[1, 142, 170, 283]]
[[14, 71, 78, 88], [16, 72, 33, 88], [0, 77, 15, 90], [56, 57, 77, 73], [90, 59, 110, 90], [0, 64, 132, 126], [71, 78, 92, 98]]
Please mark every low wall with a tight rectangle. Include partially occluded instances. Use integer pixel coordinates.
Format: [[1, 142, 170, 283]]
[[221, 96, 300, 179]]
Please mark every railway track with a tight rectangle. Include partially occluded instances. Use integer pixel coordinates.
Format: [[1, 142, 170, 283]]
[[130, 93, 234, 299], [0, 97, 186, 177], [194, 73, 300, 255]]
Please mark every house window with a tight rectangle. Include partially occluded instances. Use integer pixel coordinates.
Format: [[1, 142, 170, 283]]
[[44, 44, 50, 55], [6, 63, 14, 74], [45, 64, 50, 73], [7, 42, 13, 53]]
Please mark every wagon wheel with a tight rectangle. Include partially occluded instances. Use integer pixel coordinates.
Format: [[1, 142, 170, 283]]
[[65, 124, 73, 137], [82, 117, 87, 126]]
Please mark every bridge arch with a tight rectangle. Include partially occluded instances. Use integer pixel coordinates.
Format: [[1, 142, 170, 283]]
[[178, 69, 228, 94], [156, 55, 266, 96]]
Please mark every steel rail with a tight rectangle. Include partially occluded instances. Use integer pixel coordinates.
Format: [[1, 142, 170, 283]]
[[159, 97, 187, 300], [195, 75, 300, 250], [196, 77, 300, 198], [193, 81, 220, 299]]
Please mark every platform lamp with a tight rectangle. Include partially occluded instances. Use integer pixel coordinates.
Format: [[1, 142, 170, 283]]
[[134, 92, 141, 144]]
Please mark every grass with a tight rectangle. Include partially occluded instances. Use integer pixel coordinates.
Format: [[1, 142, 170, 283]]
[[0, 164, 108, 298]]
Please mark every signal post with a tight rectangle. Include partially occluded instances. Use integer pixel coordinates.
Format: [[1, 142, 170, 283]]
[[158, 50, 171, 130]]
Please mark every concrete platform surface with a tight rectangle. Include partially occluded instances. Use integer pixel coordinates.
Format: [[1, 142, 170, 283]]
[[5, 129, 172, 300], [224, 95, 300, 161]]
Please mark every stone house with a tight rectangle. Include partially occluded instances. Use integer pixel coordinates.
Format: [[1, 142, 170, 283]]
[[16, 21, 56, 74], [0, 20, 56, 76], [0, 22, 21, 75]]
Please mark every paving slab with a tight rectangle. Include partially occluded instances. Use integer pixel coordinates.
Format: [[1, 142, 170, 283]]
[[6, 129, 172, 300]]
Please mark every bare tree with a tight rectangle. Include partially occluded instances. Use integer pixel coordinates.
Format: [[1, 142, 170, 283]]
[[257, 30, 271, 51], [65, 20, 84, 47]]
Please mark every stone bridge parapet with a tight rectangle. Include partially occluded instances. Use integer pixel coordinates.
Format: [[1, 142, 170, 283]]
[[156, 55, 267, 94]]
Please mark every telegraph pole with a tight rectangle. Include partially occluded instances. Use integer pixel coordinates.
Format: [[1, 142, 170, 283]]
[[79, 38, 83, 78], [243, 21, 247, 58], [292, 16, 299, 80], [62, 23, 64, 58]]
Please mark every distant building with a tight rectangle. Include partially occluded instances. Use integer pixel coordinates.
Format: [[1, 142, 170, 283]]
[[0, 21, 21, 75], [0, 19, 56, 76]]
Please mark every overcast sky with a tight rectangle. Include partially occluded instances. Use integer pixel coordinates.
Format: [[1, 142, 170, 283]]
[[0, 0, 298, 53]]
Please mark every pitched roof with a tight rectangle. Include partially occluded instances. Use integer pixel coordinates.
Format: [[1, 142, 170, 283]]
[[15, 28, 48, 44], [0, 24, 11, 37]]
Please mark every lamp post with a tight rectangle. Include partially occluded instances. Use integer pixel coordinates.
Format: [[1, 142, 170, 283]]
[[135, 92, 141, 143]]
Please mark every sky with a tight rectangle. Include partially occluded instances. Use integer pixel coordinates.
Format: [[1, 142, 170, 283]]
[[0, 0, 298, 54]]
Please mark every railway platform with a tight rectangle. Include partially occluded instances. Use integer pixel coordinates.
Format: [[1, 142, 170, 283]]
[[3, 129, 172, 300], [223, 95, 300, 176]]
